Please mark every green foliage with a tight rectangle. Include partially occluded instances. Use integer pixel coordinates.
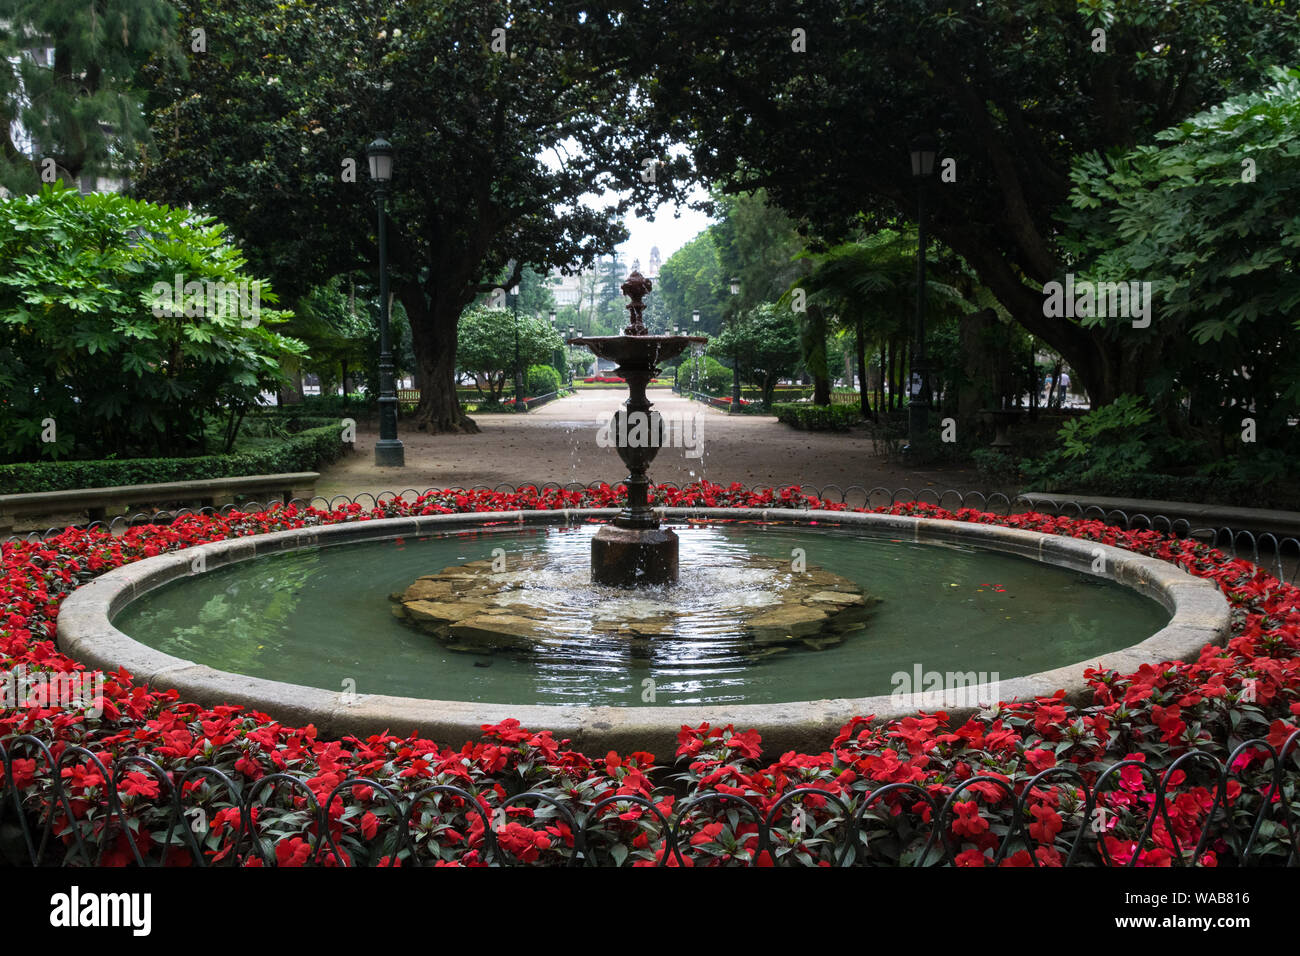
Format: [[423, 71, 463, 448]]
[[628, 0, 1300, 404], [290, 278, 375, 396], [688, 355, 735, 396], [1023, 396, 1159, 486], [0, 186, 304, 462], [772, 403, 860, 432], [656, 232, 725, 336], [138, 0, 683, 431], [1060, 67, 1300, 446], [456, 306, 563, 402], [709, 302, 801, 406], [526, 364, 562, 397], [0, 0, 182, 193], [0, 419, 345, 494]]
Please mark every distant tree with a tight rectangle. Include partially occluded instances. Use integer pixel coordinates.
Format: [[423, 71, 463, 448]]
[[656, 231, 725, 335], [456, 306, 563, 404], [709, 302, 801, 408], [0, 0, 180, 193]]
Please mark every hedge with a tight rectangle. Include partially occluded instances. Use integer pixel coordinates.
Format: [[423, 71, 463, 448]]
[[0, 418, 348, 493], [772, 403, 861, 431]]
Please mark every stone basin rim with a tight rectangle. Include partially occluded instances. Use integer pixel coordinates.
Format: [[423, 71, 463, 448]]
[[55, 508, 1232, 759]]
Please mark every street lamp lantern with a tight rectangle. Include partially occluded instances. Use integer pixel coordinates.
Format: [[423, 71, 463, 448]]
[[366, 136, 403, 467], [692, 309, 700, 326], [729, 277, 741, 296], [366, 137, 394, 182], [909, 134, 937, 178]]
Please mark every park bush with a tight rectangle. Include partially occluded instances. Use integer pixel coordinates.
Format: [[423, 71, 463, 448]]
[[0, 186, 303, 463], [693, 356, 734, 395], [773, 403, 860, 431], [0, 418, 347, 494], [526, 364, 562, 396]]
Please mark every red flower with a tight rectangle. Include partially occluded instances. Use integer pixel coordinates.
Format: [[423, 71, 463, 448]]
[[951, 801, 988, 839]]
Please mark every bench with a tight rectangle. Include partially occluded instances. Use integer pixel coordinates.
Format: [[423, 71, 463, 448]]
[[0, 472, 320, 535]]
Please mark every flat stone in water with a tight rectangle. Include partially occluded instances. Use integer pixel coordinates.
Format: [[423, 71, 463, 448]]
[[390, 553, 880, 660]]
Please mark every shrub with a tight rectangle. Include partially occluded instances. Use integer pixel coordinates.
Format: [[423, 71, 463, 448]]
[[773, 403, 860, 431], [526, 365, 562, 396], [0, 186, 302, 462], [0, 418, 347, 493]]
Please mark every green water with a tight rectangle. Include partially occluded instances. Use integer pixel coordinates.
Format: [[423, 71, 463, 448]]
[[113, 523, 1170, 707]]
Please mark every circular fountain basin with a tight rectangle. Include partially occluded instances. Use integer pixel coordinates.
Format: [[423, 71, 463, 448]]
[[57, 509, 1231, 758]]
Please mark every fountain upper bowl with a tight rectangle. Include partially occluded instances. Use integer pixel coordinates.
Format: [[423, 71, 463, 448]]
[[567, 334, 707, 367]]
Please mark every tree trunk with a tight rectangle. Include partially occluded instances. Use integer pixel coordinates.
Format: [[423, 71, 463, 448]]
[[876, 346, 884, 415], [400, 282, 480, 434], [886, 341, 896, 411], [855, 316, 869, 419], [803, 305, 831, 406]]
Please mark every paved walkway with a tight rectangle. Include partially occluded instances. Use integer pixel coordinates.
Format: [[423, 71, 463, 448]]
[[317, 389, 989, 500]]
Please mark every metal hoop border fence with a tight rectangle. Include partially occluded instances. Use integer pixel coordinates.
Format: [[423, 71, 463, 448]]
[[6, 485, 1297, 584], [2, 731, 1296, 868]]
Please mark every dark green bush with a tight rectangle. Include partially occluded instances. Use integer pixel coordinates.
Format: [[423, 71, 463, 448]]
[[0, 418, 348, 493], [526, 364, 562, 396], [772, 403, 860, 431]]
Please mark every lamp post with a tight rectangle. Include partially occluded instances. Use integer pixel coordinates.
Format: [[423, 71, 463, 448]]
[[728, 278, 741, 414], [549, 310, 562, 387], [905, 134, 937, 463], [510, 284, 524, 412], [366, 137, 404, 468], [692, 309, 700, 395]]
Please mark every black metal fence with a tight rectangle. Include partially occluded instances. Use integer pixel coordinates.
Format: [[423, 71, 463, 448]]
[[6, 485, 1297, 585], [2, 732, 1296, 867]]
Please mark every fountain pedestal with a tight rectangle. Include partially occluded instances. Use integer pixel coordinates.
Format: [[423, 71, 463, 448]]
[[570, 271, 706, 588]]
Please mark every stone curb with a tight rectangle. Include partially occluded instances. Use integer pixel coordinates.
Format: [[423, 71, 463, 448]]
[[55, 508, 1231, 758]]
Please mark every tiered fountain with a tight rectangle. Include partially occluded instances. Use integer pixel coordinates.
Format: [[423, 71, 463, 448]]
[[567, 271, 706, 587]]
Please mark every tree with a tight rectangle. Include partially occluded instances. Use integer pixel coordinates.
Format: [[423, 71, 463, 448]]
[[456, 306, 563, 404], [709, 302, 800, 408], [137, 0, 683, 433], [291, 278, 375, 401], [0, 185, 301, 460], [624, 0, 1300, 406], [1060, 67, 1300, 451], [656, 231, 725, 335], [0, 0, 180, 194]]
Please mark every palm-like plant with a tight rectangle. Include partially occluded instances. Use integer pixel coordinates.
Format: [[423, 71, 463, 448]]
[[783, 230, 968, 419]]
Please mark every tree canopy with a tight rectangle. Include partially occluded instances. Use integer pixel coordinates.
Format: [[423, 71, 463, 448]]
[[621, 0, 1300, 406], [136, 0, 681, 432]]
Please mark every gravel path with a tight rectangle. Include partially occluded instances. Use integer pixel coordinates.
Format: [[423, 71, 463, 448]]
[[317, 389, 990, 499]]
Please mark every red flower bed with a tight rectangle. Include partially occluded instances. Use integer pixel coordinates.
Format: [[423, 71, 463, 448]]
[[582, 376, 625, 383], [1, 482, 1297, 866]]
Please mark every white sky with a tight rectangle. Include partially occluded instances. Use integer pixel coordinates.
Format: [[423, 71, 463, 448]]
[[614, 184, 715, 269]]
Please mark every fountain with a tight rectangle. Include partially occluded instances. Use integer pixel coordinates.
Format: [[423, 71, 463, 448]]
[[566, 271, 706, 587], [63, 269, 1225, 758]]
